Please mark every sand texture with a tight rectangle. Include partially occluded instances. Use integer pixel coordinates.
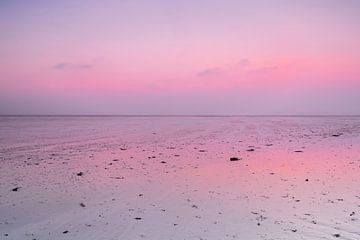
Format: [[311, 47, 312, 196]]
[[1, 116, 360, 240]]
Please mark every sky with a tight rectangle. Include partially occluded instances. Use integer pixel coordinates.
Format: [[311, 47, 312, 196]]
[[0, 0, 360, 115]]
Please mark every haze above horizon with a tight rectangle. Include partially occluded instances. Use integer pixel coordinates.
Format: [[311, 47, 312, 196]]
[[1, 0, 360, 115]]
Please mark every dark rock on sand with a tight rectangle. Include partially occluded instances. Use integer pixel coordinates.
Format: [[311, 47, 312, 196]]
[[230, 157, 241, 161], [76, 172, 84, 176], [11, 187, 20, 192]]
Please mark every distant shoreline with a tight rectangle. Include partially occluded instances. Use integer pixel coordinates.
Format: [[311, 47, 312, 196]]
[[1, 115, 360, 118]]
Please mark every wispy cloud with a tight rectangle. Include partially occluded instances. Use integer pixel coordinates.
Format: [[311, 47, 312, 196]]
[[237, 58, 250, 67], [197, 68, 221, 77], [197, 59, 250, 77], [247, 65, 279, 75], [53, 63, 93, 70]]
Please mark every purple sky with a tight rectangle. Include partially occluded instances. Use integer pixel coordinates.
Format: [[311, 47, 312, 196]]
[[1, 0, 360, 115]]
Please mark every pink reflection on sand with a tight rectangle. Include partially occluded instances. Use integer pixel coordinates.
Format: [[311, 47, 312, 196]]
[[1, 117, 360, 239]]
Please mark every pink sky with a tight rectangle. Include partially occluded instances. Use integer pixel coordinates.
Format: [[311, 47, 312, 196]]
[[1, 0, 360, 114]]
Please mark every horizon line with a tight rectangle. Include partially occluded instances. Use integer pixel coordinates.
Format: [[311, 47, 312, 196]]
[[1, 114, 360, 118]]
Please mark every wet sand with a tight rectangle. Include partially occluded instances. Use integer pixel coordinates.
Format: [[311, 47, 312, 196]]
[[1, 116, 360, 240]]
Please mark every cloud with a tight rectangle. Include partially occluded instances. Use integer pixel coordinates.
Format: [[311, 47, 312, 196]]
[[247, 65, 279, 75], [53, 63, 93, 70], [197, 59, 250, 77], [237, 58, 250, 67], [197, 67, 221, 77]]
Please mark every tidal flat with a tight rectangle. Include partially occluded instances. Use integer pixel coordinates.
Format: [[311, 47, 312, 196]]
[[1, 116, 360, 240]]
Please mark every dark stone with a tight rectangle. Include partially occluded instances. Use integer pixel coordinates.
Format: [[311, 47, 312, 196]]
[[332, 134, 342, 137], [11, 187, 20, 192], [76, 172, 84, 176], [230, 157, 241, 161], [80, 202, 86, 207]]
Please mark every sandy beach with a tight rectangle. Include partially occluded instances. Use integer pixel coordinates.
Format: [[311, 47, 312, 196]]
[[0, 116, 360, 240]]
